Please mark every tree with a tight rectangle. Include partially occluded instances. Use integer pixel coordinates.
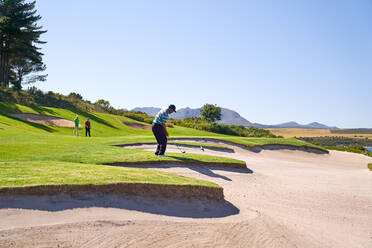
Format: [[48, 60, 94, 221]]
[[95, 99, 111, 110], [200, 103, 221, 123], [0, 0, 47, 89], [68, 92, 83, 100]]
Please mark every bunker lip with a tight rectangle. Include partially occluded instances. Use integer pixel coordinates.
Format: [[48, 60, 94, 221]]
[[0, 182, 224, 201], [116, 138, 328, 154], [169, 138, 329, 154], [104, 160, 247, 169]]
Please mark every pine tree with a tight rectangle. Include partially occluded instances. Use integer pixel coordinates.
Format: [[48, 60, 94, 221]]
[[0, 0, 47, 89]]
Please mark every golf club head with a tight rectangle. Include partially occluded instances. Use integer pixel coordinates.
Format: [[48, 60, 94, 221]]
[[176, 144, 186, 153]]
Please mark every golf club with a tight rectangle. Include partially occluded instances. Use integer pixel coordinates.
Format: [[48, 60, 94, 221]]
[[176, 144, 186, 153]]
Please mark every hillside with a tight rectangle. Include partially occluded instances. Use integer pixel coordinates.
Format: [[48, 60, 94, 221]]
[[0, 102, 323, 148], [0, 102, 223, 137]]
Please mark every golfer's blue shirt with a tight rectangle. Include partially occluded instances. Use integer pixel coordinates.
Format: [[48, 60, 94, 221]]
[[153, 109, 169, 124]]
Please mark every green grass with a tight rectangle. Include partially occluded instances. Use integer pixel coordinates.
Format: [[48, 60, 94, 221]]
[[0, 134, 244, 165], [0, 101, 324, 189], [368, 164, 372, 171], [0, 133, 241, 188], [0, 102, 324, 150], [0, 102, 223, 137], [0, 102, 243, 189], [0, 161, 219, 188]]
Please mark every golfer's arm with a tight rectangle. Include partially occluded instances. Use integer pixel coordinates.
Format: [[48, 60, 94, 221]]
[[162, 124, 169, 136]]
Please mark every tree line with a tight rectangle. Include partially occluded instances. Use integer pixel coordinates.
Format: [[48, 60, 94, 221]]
[[0, 86, 123, 114], [0, 0, 46, 90]]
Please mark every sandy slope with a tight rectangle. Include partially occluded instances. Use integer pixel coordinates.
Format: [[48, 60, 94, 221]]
[[1, 141, 372, 248], [11, 113, 75, 127]]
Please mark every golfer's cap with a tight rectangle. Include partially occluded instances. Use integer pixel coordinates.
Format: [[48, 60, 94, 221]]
[[169, 104, 176, 113]]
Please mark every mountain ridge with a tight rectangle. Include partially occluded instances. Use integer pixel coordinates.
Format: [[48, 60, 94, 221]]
[[128, 107, 338, 129]]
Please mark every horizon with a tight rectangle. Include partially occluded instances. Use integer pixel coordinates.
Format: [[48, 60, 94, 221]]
[[33, 0, 371, 129]]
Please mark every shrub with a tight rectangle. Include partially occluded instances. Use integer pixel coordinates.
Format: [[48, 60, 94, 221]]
[[0, 86, 111, 113]]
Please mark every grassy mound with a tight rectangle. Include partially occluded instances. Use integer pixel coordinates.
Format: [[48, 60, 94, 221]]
[[368, 164, 372, 171], [0, 161, 219, 188]]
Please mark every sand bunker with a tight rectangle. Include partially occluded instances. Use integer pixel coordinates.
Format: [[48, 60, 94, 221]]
[[123, 121, 152, 130], [11, 113, 75, 127], [1, 141, 372, 247]]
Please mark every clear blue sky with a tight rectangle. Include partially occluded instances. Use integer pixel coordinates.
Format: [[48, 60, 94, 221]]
[[34, 0, 371, 128]]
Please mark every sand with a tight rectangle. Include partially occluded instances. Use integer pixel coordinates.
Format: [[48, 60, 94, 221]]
[[11, 113, 75, 127], [1, 141, 372, 247]]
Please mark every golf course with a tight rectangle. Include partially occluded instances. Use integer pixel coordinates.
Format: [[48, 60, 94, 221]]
[[1, 101, 372, 247], [1, 0, 372, 247]]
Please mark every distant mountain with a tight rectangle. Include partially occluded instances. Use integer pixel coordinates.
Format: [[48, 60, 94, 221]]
[[127, 106, 337, 129], [131, 107, 161, 116], [304, 122, 338, 129], [271, 121, 302, 128], [219, 108, 252, 126], [252, 121, 338, 129], [171, 107, 200, 120], [169, 107, 253, 127]]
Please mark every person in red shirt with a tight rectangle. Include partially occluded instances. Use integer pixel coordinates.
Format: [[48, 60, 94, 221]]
[[85, 118, 91, 137]]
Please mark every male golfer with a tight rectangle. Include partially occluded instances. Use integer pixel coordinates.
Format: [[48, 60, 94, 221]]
[[85, 117, 91, 137], [152, 104, 176, 156], [74, 115, 79, 136]]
